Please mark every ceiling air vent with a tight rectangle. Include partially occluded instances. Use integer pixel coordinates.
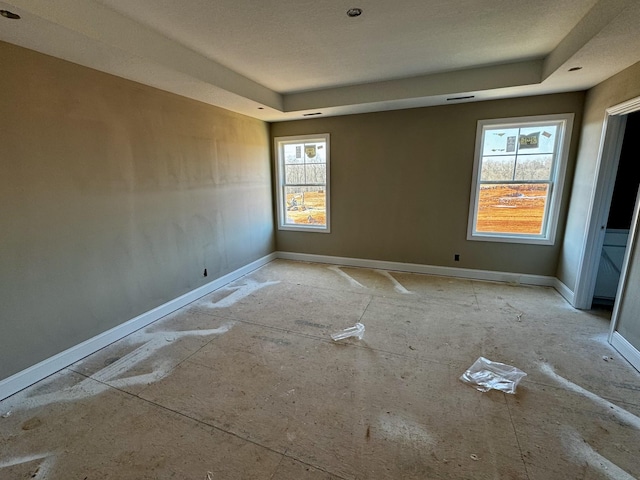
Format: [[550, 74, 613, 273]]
[[446, 95, 475, 101]]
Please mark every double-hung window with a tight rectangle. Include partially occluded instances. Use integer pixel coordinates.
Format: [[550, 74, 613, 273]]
[[467, 114, 574, 245], [275, 134, 330, 232]]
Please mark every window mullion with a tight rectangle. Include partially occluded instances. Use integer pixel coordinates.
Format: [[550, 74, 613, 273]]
[[512, 127, 521, 182]]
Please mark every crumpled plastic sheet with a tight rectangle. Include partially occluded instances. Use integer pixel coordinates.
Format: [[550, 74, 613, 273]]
[[460, 356, 527, 394], [330, 322, 365, 341]]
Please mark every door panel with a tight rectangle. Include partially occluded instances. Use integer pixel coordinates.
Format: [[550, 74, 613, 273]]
[[609, 189, 640, 371]]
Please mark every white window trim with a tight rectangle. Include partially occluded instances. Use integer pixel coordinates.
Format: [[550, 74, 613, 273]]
[[275, 133, 331, 233], [467, 113, 574, 245]]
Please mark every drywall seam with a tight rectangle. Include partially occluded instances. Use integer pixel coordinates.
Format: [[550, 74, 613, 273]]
[[0, 252, 277, 402], [277, 251, 556, 288]]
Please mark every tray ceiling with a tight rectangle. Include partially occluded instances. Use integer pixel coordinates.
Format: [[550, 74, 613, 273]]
[[1, 0, 640, 121]]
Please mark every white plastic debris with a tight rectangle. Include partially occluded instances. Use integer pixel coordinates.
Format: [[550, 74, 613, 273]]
[[1, 411, 11, 418], [331, 322, 365, 341], [460, 356, 527, 394]]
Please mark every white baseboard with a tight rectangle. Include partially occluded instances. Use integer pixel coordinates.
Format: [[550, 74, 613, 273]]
[[0, 250, 573, 401], [276, 251, 557, 287], [610, 331, 640, 372], [0, 252, 277, 402], [553, 278, 575, 305]]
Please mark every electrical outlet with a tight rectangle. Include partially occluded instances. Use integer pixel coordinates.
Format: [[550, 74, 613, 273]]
[[454, 254, 460, 262]]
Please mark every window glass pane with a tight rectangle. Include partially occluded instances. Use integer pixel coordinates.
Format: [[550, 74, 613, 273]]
[[514, 154, 553, 181], [517, 125, 557, 154], [482, 128, 520, 156], [304, 163, 326, 184], [304, 142, 326, 164], [285, 164, 304, 184], [284, 144, 304, 164], [283, 186, 326, 227], [480, 156, 516, 181], [476, 183, 549, 235]]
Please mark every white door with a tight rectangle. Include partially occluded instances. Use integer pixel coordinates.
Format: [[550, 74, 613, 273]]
[[609, 187, 640, 372]]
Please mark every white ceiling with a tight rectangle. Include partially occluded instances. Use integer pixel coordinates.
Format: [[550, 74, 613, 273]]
[[1, 0, 640, 121]]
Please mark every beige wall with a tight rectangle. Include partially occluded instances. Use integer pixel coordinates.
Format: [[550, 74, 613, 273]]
[[0, 42, 274, 380], [558, 61, 640, 292], [272, 93, 585, 275]]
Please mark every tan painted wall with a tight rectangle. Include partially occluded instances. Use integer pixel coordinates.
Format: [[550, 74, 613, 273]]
[[0, 42, 274, 380], [557, 61, 640, 292], [272, 93, 585, 275]]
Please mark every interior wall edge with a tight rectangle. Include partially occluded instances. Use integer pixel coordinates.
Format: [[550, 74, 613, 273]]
[[0, 252, 277, 402]]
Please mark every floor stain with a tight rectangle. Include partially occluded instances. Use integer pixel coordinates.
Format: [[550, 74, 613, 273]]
[[21, 417, 42, 430]]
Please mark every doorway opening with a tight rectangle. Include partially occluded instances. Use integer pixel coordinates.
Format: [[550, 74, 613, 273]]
[[573, 97, 640, 311], [592, 111, 640, 308]]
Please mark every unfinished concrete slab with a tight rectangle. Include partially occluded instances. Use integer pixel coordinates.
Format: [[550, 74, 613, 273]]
[[1, 259, 639, 479]]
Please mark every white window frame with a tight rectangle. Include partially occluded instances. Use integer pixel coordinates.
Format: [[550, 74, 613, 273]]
[[467, 113, 574, 245], [275, 133, 331, 233]]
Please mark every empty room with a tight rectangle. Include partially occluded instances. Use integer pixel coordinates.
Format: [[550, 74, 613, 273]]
[[2, 1, 640, 478]]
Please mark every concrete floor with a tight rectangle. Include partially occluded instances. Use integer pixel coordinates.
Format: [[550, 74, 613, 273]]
[[1, 259, 639, 479]]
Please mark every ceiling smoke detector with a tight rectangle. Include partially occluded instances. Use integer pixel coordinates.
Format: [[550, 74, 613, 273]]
[[347, 8, 362, 18], [1, 10, 21, 19]]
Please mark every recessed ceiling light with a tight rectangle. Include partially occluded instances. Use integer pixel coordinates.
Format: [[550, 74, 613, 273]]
[[446, 95, 475, 101], [0, 10, 21, 19], [568, 67, 583, 72], [347, 8, 362, 18]]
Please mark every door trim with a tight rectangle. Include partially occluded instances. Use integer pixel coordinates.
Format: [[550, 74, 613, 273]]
[[573, 96, 640, 309]]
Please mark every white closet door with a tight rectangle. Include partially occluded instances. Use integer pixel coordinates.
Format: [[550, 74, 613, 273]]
[[609, 189, 640, 372]]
